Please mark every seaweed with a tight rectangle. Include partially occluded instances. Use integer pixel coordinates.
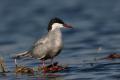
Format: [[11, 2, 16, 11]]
[[0, 56, 7, 73]]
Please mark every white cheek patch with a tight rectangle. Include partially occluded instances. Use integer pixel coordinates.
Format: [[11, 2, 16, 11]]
[[51, 23, 63, 31]]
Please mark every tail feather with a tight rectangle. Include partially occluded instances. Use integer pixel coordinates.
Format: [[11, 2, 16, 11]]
[[12, 51, 31, 59]]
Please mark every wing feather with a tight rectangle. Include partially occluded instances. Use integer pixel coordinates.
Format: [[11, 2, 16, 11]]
[[30, 33, 51, 59]]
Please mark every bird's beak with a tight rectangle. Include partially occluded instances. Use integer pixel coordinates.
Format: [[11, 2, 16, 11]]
[[63, 24, 72, 28]]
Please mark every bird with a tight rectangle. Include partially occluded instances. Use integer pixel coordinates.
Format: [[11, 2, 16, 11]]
[[13, 17, 72, 67]]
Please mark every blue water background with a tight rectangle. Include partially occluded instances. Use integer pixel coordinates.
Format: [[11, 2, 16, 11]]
[[0, 0, 120, 80]]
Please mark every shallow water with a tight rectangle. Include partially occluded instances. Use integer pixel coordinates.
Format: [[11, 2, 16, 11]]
[[0, 0, 120, 80]]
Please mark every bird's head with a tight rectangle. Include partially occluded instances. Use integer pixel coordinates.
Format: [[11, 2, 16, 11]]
[[48, 17, 72, 31]]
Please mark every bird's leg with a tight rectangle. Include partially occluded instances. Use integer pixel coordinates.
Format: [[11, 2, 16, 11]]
[[51, 58, 54, 67], [41, 60, 47, 73], [42, 60, 45, 68]]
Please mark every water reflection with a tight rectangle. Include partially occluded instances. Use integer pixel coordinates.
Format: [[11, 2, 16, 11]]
[[30, 73, 65, 80]]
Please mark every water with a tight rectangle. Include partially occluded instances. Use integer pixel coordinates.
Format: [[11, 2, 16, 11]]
[[0, 0, 120, 80]]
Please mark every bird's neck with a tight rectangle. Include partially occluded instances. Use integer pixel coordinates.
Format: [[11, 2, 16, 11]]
[[52, 29, 63, 48], [49, 28, 62, 38]]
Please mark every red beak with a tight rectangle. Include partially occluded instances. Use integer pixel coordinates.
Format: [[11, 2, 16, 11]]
[[63, 24, 72, 28]]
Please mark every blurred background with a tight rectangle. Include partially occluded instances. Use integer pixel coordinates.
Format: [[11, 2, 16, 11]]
[[0, 0, 120, 80]]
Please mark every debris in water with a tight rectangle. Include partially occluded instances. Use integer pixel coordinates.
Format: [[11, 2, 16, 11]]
[[33, 62, 68, 73], [0, 56, 7, 73], [14, 58, 67, 74], [105, 53, 120, 60], [98, 53, 120, 60], [15, 65, 34, 74], [0, 57, 67, 74]]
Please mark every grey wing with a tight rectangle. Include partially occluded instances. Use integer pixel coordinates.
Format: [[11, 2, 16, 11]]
[[31, 34, 51, 59], [34, 35, 48, 47], [13, 35, 49, 59]]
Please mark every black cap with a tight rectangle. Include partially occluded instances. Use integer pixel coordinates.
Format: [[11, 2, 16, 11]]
[[48, 17, 64, 31]]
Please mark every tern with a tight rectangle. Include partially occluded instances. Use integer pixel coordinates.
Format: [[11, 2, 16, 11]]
[[14, 17, 72, 67]]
